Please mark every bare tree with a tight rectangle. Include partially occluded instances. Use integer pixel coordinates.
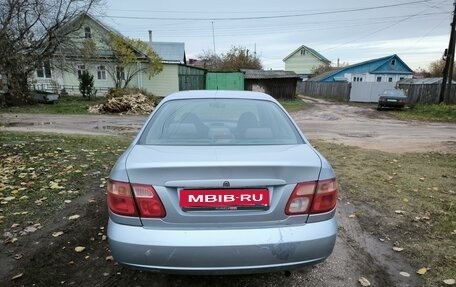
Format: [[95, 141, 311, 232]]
[[311, 64, 333, 77], [197, 46, 262, 72], [427, 59, 456, 79], [218, 46, 262, 71], [0, 0, 100, 105], [197, 50, 222, 71]]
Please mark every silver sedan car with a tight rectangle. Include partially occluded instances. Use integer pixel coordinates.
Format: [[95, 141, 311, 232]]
[[107, 90, 338, 274]]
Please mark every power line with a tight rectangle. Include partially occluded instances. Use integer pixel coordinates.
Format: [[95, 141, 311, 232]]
[[96, 1, 433, 21], [103, 12, 447, 36]]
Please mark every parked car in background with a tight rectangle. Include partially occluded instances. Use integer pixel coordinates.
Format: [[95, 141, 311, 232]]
[[31, 90, 59, 104], [107, 90, 338, 274], [377, 89, 407, 110]]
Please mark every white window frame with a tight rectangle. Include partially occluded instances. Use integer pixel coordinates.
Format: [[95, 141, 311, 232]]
[[97, 65, 107, 80], [77, 64, 86, 79], [84, 26, 92, 39], [388, 77, 393, 82], [36, 62, 52, 79]]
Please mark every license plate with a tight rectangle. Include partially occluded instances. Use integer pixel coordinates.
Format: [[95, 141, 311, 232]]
[[180, 189, 269, 209], [387, 99, 397, 102]]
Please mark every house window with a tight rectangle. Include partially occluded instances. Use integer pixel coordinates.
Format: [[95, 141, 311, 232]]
[[77, 64, 86, 79], [391, 59, 396, 66], [116, 66, 125, 81], [300, 49, 306, 55], [97, 65, 106, 80], [36, 62, 52, 78], [353, 77, 363, 82], [376, 76, 382, 82], [84, 26, 92, 39], [388, 77, 393, 82], [399, 77, 404, 81]]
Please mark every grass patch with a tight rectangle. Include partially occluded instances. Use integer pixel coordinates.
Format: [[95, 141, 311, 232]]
[[0, 96, 105, 114], [392, 104, 456, 122], [0, 132, 131, 228], [279, 97, 310, 112], [312, 140, 456, 287]]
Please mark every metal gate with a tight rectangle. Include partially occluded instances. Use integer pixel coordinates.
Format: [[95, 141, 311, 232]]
[[350, 82, 396, 102]]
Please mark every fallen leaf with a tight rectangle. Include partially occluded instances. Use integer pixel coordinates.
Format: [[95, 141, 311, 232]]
[[14, 254, 23, 260], [403, 198, 409, 203], [74, 246, 86, 253], [11, 273, 23, 280], [102, 235, 107, 241], [11, 223, 20, 228], [349, 214, 356, 218], [395, 210, 406, 214], [358, 277, 371, 286], [3, 196, 15, 202], [68, 214, 80, 220], [106, 255, 113, 261], [400, 272, 410, 277], [393, 247, 404, 252], [443, 279, 455, 285], [416, 267, 428, 275], [52, 231, 64, 237]]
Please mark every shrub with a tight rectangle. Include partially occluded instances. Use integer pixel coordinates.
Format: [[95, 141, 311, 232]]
[[79, 71, 96, 100]]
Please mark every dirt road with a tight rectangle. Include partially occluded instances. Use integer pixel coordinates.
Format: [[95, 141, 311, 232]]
[[2, 99, 455, 153], [1, 101, 454, 286]]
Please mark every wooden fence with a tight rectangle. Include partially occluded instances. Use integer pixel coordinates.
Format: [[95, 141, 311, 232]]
[[297, 81, 350, 101], [398, 83, 456, 105]]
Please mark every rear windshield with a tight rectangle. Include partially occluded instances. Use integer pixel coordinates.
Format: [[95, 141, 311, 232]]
[[139, 98, 303, 146]]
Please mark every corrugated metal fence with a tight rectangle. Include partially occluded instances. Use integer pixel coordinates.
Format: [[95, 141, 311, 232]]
[[350, 82, 396, 102]]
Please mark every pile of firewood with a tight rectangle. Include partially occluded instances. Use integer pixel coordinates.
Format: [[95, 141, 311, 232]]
[[88, 93, 154, 115]]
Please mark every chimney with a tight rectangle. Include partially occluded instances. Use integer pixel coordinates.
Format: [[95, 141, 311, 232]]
[[148, 30, 152, 45]]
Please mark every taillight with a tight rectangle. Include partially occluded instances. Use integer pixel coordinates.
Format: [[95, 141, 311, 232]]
[[285, 182, 316, 215], [285, 178, 338, 215], [107, 180, 138, 216], [311, 179, 338, 213], [107, 180, 166, 218], [132, 184, 166, 218]]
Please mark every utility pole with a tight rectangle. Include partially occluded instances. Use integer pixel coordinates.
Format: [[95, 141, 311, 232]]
[[440, 0, 456, 103], [211, 21, 216, 55]]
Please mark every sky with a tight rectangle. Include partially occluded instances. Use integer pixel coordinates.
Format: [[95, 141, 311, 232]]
[[93, 0, 454, 71]]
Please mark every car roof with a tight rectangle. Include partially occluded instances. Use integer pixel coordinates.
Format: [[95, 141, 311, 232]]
[[162, 90, 278, 103]]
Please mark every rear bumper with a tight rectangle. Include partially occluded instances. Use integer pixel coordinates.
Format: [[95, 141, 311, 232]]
[[378, 100, 405, 108], [107, 216, 337, 274]]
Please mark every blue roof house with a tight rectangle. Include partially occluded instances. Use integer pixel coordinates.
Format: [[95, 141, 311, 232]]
[[310, 54, 413, 83]]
